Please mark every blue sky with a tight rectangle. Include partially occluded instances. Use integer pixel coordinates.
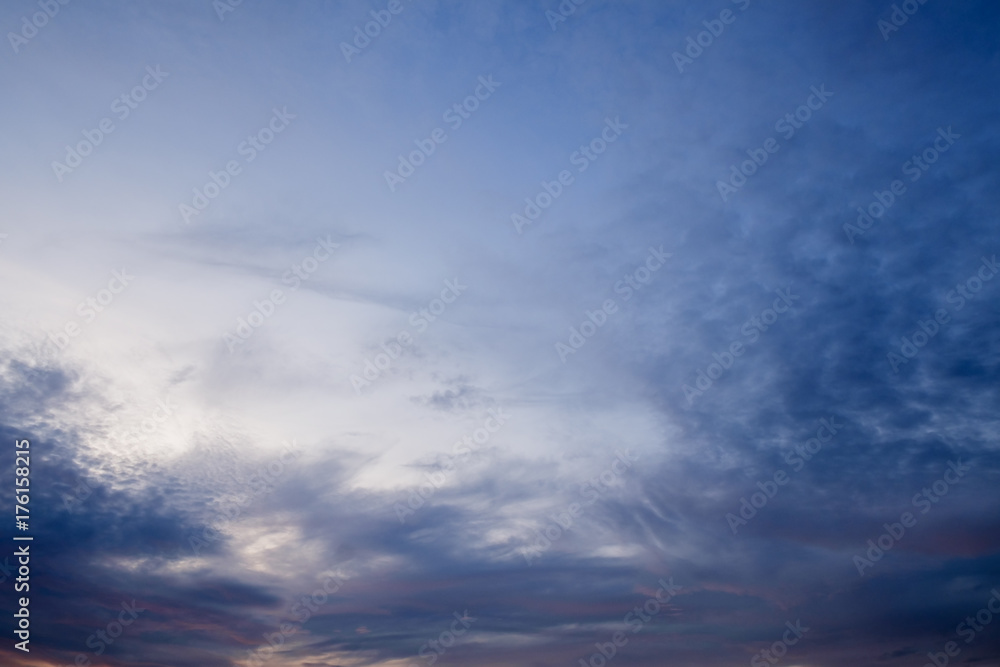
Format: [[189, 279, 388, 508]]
[[2, 1, 1000, 666]]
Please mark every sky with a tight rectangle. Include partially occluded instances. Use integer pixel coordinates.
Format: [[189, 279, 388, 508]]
[[1, 0, 1000, 666]]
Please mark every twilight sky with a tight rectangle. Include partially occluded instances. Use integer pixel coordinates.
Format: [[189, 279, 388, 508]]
[[2, 1, 1000, 666]]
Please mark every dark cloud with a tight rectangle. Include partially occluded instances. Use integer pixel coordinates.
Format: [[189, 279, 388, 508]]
[[2, 1, 1000, 666]]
